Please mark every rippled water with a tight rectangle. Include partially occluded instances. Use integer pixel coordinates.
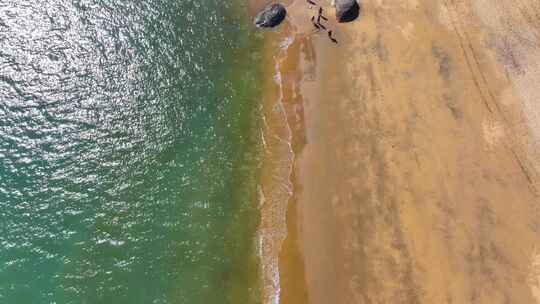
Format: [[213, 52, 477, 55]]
[[0, 0, 263, 303]]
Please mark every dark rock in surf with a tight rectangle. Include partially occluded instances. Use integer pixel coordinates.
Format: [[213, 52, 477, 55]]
[[254, 3, 287, 28], [335, 0, 360, 23]]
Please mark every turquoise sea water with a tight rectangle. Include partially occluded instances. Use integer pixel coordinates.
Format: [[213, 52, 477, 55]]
[[0, 0, 264, 303]]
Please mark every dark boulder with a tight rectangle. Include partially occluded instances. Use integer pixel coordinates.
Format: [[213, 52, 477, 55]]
[[335, 0, 360, 23], [254, 3, 287, 28]]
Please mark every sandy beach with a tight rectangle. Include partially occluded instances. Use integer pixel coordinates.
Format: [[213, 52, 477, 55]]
[[252, 0, 540, 303]]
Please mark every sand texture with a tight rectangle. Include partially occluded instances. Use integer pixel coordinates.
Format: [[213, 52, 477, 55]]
[[267, 0, 540, 303]]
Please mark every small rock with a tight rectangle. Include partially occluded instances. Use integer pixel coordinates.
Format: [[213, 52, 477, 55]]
[[254, 3, 287, 28], [335, 0, 360, 23]]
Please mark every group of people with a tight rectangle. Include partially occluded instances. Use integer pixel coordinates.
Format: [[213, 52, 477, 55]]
[[308, 1, 338, 43]]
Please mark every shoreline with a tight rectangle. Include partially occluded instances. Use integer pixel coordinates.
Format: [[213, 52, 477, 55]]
[[252, 0, 313, 301], [253, 0, 540, 303], [256, 19, 296, 304]]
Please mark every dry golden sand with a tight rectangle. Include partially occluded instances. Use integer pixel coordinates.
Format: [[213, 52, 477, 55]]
[[252, 0, 540, 303]]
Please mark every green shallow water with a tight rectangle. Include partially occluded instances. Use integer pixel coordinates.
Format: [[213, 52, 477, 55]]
[[0, 0, 264, 303]]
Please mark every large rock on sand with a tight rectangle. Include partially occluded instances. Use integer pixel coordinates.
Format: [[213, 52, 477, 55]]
[[335, 0, 360, 23], [254, 3, 287, 28]]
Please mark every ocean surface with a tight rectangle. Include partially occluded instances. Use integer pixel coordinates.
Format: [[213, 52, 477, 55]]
[[0, 0, 264, 303]]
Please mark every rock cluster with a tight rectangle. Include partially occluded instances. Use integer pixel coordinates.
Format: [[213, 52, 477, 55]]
[[253, 0, 361, 41]]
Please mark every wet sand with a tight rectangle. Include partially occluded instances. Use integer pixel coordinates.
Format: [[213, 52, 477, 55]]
[[256, 0, 540, 303]]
